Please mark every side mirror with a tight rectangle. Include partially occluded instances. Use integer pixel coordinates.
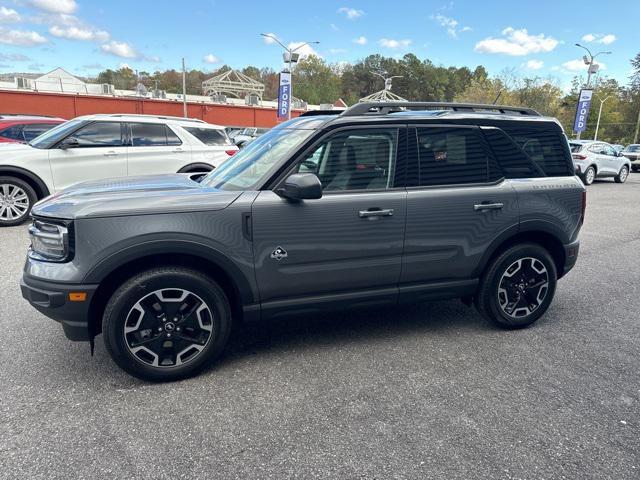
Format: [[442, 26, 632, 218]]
[[616, 151, 624, 157], [59, 137, 79, 149], [279, 173, 322, 200]]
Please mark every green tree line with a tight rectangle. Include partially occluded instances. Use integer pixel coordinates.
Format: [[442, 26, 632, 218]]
[[94, 51, 640, 144]]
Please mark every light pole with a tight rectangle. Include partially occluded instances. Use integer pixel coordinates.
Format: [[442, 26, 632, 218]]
[[594, 95, 611, 141], [260, 33, 319, 120], [574, 43, 611, 139]]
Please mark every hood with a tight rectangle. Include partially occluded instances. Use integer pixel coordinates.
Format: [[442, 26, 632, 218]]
[[32, 174, 242, 220]]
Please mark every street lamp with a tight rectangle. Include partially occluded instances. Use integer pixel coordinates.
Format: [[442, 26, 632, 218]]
[[574, 43, 611, 140], [594, 95, 611, 141], [261, 33, 319, 120]]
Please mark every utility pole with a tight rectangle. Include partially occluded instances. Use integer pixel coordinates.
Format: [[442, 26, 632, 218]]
[[594, 95, 610, 141], [634, 107, 640, 144], [260, 34, 319, 120], [574, 43, 611, 140], [182, 57, 187, 118]]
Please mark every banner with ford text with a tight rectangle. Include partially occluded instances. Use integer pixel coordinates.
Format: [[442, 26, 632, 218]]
[[277, 71, 292, 121], [573, 89, 593, 133]]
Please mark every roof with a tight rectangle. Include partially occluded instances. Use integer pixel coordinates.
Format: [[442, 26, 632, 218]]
[[0, 114, 64, 121], [73, 113, 222, 127]]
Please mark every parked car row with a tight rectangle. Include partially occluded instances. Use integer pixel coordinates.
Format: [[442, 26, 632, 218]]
[[0, 114, 238, 226], [621, 144, 640, 171]]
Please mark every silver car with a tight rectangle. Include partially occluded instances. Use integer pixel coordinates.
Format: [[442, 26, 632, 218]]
[[621, 144, 640, 172], [569, 140, 631, 185]]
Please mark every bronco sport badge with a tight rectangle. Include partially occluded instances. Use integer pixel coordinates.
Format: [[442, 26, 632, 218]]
[[270, 246, 288, 261]]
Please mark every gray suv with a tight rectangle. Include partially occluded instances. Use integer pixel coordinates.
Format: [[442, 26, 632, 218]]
[[21, 102, 586, 381]]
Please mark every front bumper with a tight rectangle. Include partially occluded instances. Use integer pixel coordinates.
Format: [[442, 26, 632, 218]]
[[21, 276, 98, 341], [562, 240, 580, 277]]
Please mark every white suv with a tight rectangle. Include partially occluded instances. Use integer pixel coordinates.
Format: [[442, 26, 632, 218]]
[[569, 140, 631, 185], [0, 114, 238, 226]]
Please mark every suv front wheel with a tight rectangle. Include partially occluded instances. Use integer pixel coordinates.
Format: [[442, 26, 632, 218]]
[[103, 267, 232, 381], [475, 244, 558, 329], [0, 176, 37, 227]]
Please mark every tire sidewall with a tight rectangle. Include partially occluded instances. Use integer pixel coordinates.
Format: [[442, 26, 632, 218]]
[[0, 176, 37, 227], [616, 166, 628, 183], [103, 268, 231, 381], [583, 167, 595, 185], [483, 245, 557, 329]]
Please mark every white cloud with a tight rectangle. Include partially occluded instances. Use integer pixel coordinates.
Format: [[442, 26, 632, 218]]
[[0, 27, 48, 46], [101, 40, 138, 59], [288, 41, 320, 59], [353, 35, 367, 45], [337, 7, 364, 19], [581, 33, 616, 45], [430, 14, 470, 38], [600, 34, 616, 45], [330, 23, 339, 31], [262, 32, 279, 45], [28, 0, 77, 14], [0, 6, 21, 23], [378, 38, 412, 49], [203, 53, 219, 64], [49, 25, 109, 42], [561, 58, 606, 72], [474, 27, 559, 56], [328, 48, 347, 54], [524, 59, 544, 70]]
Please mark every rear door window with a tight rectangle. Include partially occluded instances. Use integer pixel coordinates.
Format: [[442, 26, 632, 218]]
[[130, 123, 169, 146], [0, 125, 24, 141], [414, 127, 490, 186]]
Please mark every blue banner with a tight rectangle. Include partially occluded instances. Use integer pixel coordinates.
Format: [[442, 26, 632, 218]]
[[573, 89, 593, 133], [277, 71, 292, 121]]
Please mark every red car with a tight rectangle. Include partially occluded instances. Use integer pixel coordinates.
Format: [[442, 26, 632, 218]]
[[0, 115, 65, 144]]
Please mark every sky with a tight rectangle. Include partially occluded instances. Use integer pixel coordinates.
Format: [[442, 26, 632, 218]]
[[0, 0, 638, 91]]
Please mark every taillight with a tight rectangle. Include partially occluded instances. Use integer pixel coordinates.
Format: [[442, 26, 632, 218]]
[[572, 154, 587, 160], [225, 150, 237, 156], [580, 190, 587, 226]]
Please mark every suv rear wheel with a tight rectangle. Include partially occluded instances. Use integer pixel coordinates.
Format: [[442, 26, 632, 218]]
[[102, 267, 232, 381], [475, 244, 557, 329], [582, 166, 596, 185], [0, 176, 37, 227]]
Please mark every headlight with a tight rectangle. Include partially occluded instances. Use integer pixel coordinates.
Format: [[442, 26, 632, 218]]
[[28, 220, 71, 262]]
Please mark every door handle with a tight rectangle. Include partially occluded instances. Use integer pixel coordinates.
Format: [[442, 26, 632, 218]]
[[103, 151, 118, 157], [172, 148, 184, 153], [358, 208, 394, 218], [474, 202, 504, 211]]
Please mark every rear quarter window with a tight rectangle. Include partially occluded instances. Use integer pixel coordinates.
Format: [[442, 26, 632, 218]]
[[184, 127, 230, 146], [500, 124, 574, 176]]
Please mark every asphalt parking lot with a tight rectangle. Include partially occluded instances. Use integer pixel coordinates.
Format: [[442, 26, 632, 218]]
[[1, 176, 639, 480]]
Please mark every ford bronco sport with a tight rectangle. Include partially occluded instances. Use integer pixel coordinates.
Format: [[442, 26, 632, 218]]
[[21, 102, 585, 381]]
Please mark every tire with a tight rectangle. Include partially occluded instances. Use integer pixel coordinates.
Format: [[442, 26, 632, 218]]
[[582, 166, 596, 185], [103, 267, 232, 381], [0, 176, 37, 227], [615, 166, 629, 183], [475, 243, 557, 329]]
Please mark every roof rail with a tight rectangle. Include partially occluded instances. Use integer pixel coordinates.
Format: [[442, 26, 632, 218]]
[[341, 102, 541, 117], [299, 110, 343, 117], [105, 114, 206, 123]]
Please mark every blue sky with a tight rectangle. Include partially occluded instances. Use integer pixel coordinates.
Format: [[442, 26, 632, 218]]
[[0, 0, 638, 90]]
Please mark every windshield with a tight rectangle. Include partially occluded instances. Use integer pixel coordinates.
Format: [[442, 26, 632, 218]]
[[29, 119, 86, 149], [624, 145, 640, 152], [201, 127, 315, 191]]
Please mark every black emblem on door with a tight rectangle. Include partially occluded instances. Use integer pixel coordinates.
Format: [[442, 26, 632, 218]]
[[270, 246, 288, 261]]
